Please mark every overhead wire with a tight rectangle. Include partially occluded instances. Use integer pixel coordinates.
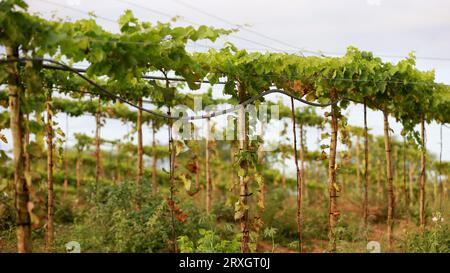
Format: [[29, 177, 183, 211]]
[[113, 0, 287, 52], [34, 0, 450, 61], [171, 0, 306, 53], [0, 57, 339, 121], [170, 0, 450, 61], [37, 0, 117, 24], [42, 61, 447, 87], [46, 0, 273, 52]]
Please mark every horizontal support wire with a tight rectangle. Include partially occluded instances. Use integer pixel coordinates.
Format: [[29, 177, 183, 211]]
[[1, 57, 339, 120]]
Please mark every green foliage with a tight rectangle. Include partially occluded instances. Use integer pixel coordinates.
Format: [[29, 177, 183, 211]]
[[1, 0, 449, 255], [68, 182, 218, 252], [404, 218, 450, 253], [54, 202, 75, 224], [177, 229, 240, 253], [263, 227, 278, 253], [262, 187, 302, 243], [0, 193, 15, 230]]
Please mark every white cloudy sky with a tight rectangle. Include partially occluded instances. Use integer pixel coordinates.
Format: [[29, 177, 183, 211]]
[[2, 0, 448, 166]]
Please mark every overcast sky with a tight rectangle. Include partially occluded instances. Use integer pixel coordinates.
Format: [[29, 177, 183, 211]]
[[3, 0, 448, 165]]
